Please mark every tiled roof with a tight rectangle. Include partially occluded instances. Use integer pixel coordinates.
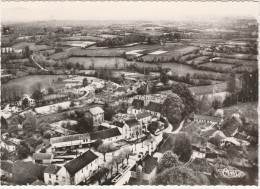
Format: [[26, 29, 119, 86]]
[[89, 128, 121, 140], [1, 136, 16, 146], [219, 117, 240, 137], [89, 107, 104, 115], [190, 114, 223, 123], [64, 150, 98, 176], [113, 121, 125, 128], [50, 133, 90, 144], [32, 153, 53, 160], [132, 99, 144, 110], [44, 164, 61, 174], [125, 119, 139, 128], [136, 112, 152, 120], [145, 102, 162, 113]]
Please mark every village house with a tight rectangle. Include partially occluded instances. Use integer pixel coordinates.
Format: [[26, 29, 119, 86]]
[[55, 150, 99, 185], [50, 133, 91, 151], [89, 127, 122, 143], [18, 94, 36, 107], [189, 114, 223, 124], [129, 154, 158, 185], [1, 136, 17, 152], [125, 119, 142, 139], [144, 102, 163, 119], [32, 153, 54, 164], [136, 112, 153, 126], [44, 164, 61, 185], [127, 99, 145, 115], [88, 107, 104, 126]]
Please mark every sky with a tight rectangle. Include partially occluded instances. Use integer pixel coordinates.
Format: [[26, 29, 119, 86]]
[[2, 1, 259, 22]]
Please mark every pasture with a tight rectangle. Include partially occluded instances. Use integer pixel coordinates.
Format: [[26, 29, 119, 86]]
[[2, 75, 68, 95], [189, 82, 227, 95]]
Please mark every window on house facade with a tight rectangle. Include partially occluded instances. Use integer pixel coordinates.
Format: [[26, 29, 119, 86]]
[[49, 174, 51, 179]]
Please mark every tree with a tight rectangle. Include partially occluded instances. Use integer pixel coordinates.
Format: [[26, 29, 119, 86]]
[[97, 144, 113, 162], [172, 132, 192, 163], [161, 93, 185, 127], [160, 70, 169, 85], [153, 166, 205, 185], [47, 87, 54, 94], [22, 98, 29, 109], [1, 117, 8, 130], [212, 97, 222, 110], [157, 151, 182, 174], [114, 153, 124, 174], [93, 139, 103, 150], [23, 46, 30, 58], [91, 167, 109, 185], [226, 71, 236, 93], [7, 125, 19, 136], [75, 117, 93, 133], [31, 82, 43, 103], [197, 95, 211, 114], [22, 112, 37, 132], [171, 83, 197, 118], [17, 141, 31, 159], [82, 78, 88, 87], [122, 149, 132, 164]]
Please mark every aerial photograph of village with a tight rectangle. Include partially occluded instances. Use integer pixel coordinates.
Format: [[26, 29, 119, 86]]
[[0, 1, 258, 186]]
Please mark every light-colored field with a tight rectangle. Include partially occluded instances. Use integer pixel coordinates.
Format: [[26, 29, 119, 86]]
[[12, 42, 50, 51], [2, 75, 68, 94], [201, 62, 233, 69], [149, 50, 168, 55], [189, 82, 227, 95]]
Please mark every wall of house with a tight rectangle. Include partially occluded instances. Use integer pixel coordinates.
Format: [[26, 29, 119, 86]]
[[44, 173, 59, 185], [1, 142, 16, 152], [56, 167, 72, 185], [74, 158, 99, 185], [92, 113, 104, 126]]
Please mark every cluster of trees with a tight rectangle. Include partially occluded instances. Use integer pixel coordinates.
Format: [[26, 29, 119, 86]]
[[161, 84, 197, 129], [168, 73, 212, 86], [1, 84, 25, 103], [96, 35, 146, 47], [223, 70, 258, 108], [153, 150, 209, 185], [73, 110, 93, 133], [63, 61, 85, 70], [192, 72, 227, 81]]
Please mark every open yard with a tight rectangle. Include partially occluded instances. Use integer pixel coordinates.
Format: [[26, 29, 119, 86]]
[[2, 75, 68, 94]]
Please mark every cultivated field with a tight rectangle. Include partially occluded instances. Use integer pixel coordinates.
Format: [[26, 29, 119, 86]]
[[189, 82, 227, 95]]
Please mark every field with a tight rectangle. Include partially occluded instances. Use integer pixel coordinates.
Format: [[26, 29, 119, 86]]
[[2, 75, 68, 94], [222, 102, 258, 124], [201, 62, 233, 69], [67, 57, 131, 68], [189, 82, 227, 95], [12, 42, 51, 51], [187, 56, 210, 64]]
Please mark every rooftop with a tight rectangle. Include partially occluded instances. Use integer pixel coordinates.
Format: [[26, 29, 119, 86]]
[[89, 128, 121, 140], [89, 107, 104, 115], [145, 101, 162, 113], [136, 112, 153, 120], [64, 150, 98, 176], [0, 161, 13, 173], [50, 133, 90, 144], [130, 154, 158, 174], [44, 164, 61, 174], [125, 119, 139, 128], [132, 99, 144, 110], [190, 114, 223, 123], [32, 153, 53, 160]]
